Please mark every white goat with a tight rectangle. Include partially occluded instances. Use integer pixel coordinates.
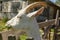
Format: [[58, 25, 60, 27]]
[[6, 2, 47, 40]]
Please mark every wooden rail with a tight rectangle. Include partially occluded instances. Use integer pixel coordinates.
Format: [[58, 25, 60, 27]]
[[0, 31, 34, 40], [38, 17, 60, 28]]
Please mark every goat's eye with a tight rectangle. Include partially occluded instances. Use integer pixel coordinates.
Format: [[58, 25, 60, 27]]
[[17, 16, 22, 19], [20, 17, 22, 19]]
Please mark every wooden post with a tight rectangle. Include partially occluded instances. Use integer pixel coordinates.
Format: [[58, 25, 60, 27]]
[[53, 9, 59, 40], [22, 1, 28, 9], [2, 32, 8, 40]]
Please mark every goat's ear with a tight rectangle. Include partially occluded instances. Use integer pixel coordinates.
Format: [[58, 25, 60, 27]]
[[27, 7, 44, 18]]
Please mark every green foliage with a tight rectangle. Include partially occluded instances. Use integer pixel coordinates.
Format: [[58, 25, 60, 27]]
[[56, 0, 60, 5], [0, 21, 8, 31], [2, 17, 8, 23], [20, 34, 27, 40], [0, 25, 7, 31]]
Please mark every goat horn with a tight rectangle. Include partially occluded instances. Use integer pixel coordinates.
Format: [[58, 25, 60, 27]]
[[25, 2, 47, 13]]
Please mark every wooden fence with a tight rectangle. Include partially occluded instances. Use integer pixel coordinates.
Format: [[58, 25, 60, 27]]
[[0, 30, 34, 40], [0, 18, 60, 40]]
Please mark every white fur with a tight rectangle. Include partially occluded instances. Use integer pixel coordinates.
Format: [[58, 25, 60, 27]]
[[6, 2, 44, 40]]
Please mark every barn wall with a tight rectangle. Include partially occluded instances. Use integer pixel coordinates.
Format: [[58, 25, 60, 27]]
[[0, 0, 59, 21], [49, 6, 55, 19], [0, 0, 29, 19]]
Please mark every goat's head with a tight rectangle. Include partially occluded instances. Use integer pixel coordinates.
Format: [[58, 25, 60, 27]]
[[5, 2, 47, 29]]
